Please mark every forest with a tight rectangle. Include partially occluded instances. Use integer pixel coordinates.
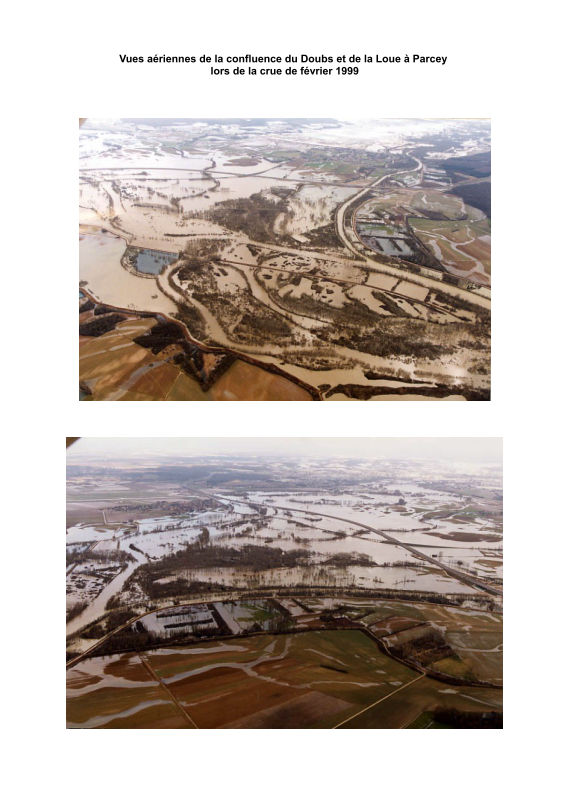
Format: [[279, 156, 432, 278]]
[[449, 181, 491, 218], [440, 151, 491, 178]]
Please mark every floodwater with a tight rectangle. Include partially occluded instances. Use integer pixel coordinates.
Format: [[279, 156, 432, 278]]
[[79, 231, 176, 315], [140, 605, 217, 635], [361, 235, 414, 257], [66, 552, 144, 636], [274, 184, 354, 238], [66, 523, 115, 544], [135, 248, 177, 274], [167, 562, 470, 595], [67, 476, 500, 637]]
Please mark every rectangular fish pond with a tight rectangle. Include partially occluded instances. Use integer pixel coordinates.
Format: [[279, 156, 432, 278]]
[[134, 248, 178, 275]]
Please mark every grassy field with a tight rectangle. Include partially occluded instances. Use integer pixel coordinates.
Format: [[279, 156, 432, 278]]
[[408, 217, 491, 279], [410, 190, 465, 217], [360, 600, 503, 684], [405, 711, 453, 729], [337, 676, 502, 729]]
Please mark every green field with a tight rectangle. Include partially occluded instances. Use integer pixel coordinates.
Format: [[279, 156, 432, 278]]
[[405, 712, 453, 729], [337, 676, 502, 729]]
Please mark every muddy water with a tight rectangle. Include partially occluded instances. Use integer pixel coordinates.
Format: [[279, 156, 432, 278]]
[[66, 552, 144, 636], [170, 261, 437, 389], [232, 266, 322, 332], [79, 231, 176, 315], [135, 248, 177, 274], [275, 184, 354, 237], [166, 562, 470, 594], [85, 171, 282, 216]]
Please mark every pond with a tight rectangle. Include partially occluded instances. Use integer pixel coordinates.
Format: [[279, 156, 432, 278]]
[[135, 248, 178, 275]]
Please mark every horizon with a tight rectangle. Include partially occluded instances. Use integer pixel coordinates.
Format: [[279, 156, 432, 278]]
[[68, 437, 503, 463]]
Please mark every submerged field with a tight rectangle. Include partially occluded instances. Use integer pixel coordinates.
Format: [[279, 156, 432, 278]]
[[66, 451, 502, 730], [79, 119, 491, 401], [66, 456, 503, 643]]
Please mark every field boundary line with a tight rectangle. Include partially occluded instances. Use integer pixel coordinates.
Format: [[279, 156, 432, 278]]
[[332, 672, 424, 729], [140, 655, 199, 729]]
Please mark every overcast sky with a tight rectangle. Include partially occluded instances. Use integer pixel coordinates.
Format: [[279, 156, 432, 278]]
[[69, 437, 502, 463]]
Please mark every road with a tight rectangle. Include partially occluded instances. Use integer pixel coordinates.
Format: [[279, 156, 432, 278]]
[[67, 487, 499, 649], [79, 164, 370, 190], [270, 503, 501, 596], [66, 589, 390, 669], [219, 258, 468, 322], [139, 656, 198, 729], [66, 585, 501, 670], [194, 490, 501, 597], [332, 671, 425, 729], [335, 165, 412, 260], [82, 155, 489, 318], [333, 159, 491, 310]]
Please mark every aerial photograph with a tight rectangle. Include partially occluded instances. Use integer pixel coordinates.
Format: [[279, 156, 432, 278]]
[[79, 118, 491, 401], [66, 437, 503, 729]]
